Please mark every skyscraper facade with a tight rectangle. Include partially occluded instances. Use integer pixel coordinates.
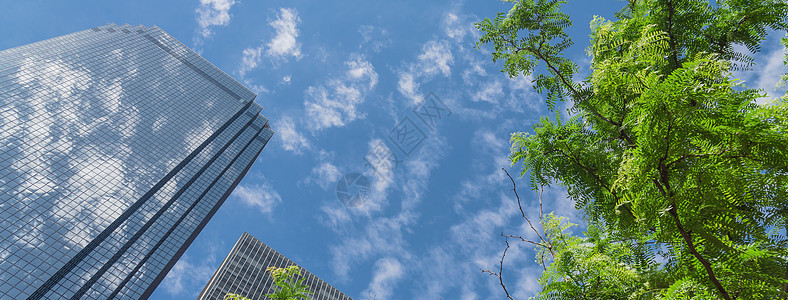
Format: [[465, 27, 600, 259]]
[[199, 233, 352, 300], [0, 23, 273, 299]]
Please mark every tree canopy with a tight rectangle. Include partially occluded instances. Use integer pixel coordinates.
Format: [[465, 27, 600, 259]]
[[476, 0, 788, 298]]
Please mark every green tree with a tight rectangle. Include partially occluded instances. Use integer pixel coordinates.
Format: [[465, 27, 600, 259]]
[[225, 266, 313, 300], [476, 0, 788, 298]]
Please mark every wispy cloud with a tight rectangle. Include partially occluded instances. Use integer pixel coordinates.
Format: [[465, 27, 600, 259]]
[[358, 25, 391, 53], [452, 66, 539, 120], [305, 54, 378, 130], [326, 136, 447, 285], [329, 213, 414, 279], [307, 162, 342, 190], [231, 179, 282, 218], [267, 8, 302, 59], [732, 33, 787, 104], [394, 119, 560, 299], [364, 257, 405, 299], [318, 204, 352, 232], [450, 193, 519, 253], [235, 7, 301, 87], [443, 12, 471, 42], [238, 47, 262, 79], [409, 193, 539, 299], [398, 40, 454, 104], [161, 253, 218, 297], [419, 40, 454, 77], [749, 41, 787, 102], [274, 116, 310, 154], [473, 79, 504, 103], [315, 139, 394, 234], [194, 0, 236, 46]]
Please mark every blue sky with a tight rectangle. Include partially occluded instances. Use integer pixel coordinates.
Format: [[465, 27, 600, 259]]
[[1, 1, 785, 299]]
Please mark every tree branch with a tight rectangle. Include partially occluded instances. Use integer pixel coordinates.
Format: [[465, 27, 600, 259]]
[[503, 233, 548, 248], [503, 168, 554, 258], [784, 225, 788, 298], [666, 146, 747, 168], [503, 36, 637, 147], [668, 206, 731, 300], [555, 144, 636, 219], [651, 102, 730, 299], [481, 237, 515, 300], [665, 0, 680, 69]]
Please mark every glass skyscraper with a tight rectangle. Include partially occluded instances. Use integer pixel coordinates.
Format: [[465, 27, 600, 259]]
[[0, 23, 273, 299], [199, 233, 352, 300]]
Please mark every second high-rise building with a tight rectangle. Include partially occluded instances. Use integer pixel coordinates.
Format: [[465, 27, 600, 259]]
[[0, 23, 273, 299], [199, 233, 352, 300]]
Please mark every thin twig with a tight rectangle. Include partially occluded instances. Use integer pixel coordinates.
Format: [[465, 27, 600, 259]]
[[503, 233, 547, 247], [481, 237, 515, 300], [503, 168, 554, 258]]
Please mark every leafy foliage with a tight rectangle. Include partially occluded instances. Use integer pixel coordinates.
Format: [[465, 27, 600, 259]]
[[225, 293, 252, 300], [264, 266, 313, 300], [477, 0, 788, 299], [224, 266, 313, 300], [533, 214, 649, 299]]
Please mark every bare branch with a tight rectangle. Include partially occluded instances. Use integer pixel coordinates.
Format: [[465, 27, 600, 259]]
[[503, 233, 547, 247], [503, 168, 553, 258], [537, 185, 549, 248], [481, 237, 515, 300]]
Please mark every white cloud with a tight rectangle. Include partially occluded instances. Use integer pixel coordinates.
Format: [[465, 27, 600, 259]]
[[274, 116, 310, 154], [238, 47, 262, 78], [419, 40, 454, 77], [442, 11, 479, 44], [359, 25, 391, 53], [195, 0, 236, 39], [305, 54, 378, 130], [451, 71, 539, 120], [731, 34, 787, 104], [161, 254, 218, 296], [326, 137, 447, 282], [242, 79, 269, 95], [329, 213, 414, 279], [318, 204, 352, 232], [413, 193, 538, 299], [450, 193, 519, 253], [235, 8, 301, 80], [473, 80, 504, 103], [476, 130, 507, 154], [512, 268, 543, 299], [315, 140, 395, 234], [308, 162, 342, 189], [398, 40, 454, 104], [364, 139, 395, 203], [452, 128, 511, 212], [162, 258, 188, 294], [443, 13, 468, 42], [365, 257, 404, 299], [231, 180, 282, 217], [397, 72, 420, 103], [751, 42, 787, 102], [347, 56, 379, 89], [267, 8, 302, 59], [462, 60, 487, 82], [399, 122, 558, 299]]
